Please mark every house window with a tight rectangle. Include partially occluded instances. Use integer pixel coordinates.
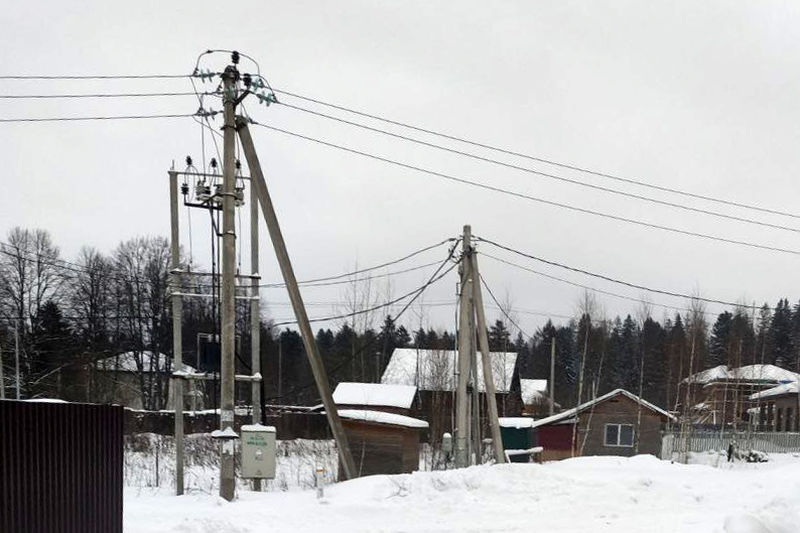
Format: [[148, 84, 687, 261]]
[[604, 424, 634, 447]]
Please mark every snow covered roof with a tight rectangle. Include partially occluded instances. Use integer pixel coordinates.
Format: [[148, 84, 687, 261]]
[[749, 381, 799, 401], [520, 379, 548, 405], [683, 364, 799, 385], [332, 382, 417, 409], [499, 417, 535, 429], [94, 351, 192, 373], [380, 348, 517, 393], [530, 389, 675, 429], [335, 409, 429, 429]]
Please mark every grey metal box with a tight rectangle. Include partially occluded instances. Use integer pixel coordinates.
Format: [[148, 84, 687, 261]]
[[240, 424, 277, 479]]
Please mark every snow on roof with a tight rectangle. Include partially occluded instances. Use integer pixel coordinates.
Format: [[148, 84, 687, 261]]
[[520, 379, 548, 405], [332, 382, 417, 409], [499, 417, 535, 429], [530, 389, 675, 429], [749, 381, 799, 401], [94, 351, 192, 373], [380, 348, 517, 393], [335, 409, 429, 429], [683, 364, 799, 385]]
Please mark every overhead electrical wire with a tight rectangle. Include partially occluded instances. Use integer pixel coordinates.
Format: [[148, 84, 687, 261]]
[[277, 100, 800, 234], [479, 251, 720, 317], [272, 258, 460, 326], [478, 274, 533, 340], [271, 87, 800, 220], [0, 74, 191, 80], [0, 92, 214, 99], [266, 240, 461, 401], [248, 120, 800, 256], [475, 236, 767, 310], [0, 113, 200, 123]]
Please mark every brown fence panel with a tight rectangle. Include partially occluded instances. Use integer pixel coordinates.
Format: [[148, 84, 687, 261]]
[[0, 400, 124, 533]]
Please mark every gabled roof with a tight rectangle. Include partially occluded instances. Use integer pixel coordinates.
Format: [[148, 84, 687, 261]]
[[381, 348, 517, 393], [749, 381, 799, 401], [520, 379, 548, 405], [530, 389, 675, 429], [683, 364, 799, 385], [332, 382, 417, 409]]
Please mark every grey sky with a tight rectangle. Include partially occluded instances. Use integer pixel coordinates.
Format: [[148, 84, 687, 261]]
[[2, 1, 799, 336]]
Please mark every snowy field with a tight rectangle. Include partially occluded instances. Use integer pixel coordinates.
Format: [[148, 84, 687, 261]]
[[125, 450, 800, 533]]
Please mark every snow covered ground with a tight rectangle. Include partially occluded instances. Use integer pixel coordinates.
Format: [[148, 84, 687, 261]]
[[125, 452, 800, 532]]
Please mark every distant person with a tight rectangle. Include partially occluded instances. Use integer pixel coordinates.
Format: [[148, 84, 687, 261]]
[[727, 441, 736, 462]]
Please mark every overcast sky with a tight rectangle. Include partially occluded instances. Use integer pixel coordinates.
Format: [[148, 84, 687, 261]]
[[2, 1, 800, 337]]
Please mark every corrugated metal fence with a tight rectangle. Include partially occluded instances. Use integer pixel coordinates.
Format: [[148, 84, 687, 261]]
[[0, 400, 124, 533], [661, 430, 800, 458]]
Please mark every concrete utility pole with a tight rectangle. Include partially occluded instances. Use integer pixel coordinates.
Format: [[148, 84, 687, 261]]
[[470, 294, 480, 464], [549, 337, 556, 416], [250, 161, 263, 492], [470, 250, 506, 463], [455, 225, 473, 468], [219, 63, 238, 502], [236, 118, 358, 480], [168, 169, 185, 495]]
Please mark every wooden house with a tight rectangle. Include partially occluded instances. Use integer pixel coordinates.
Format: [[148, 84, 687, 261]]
[[679, 364, 799, 426], [531, 389, 675, 461], [380, 348, 521, 444], [749, 382, 800, 432]]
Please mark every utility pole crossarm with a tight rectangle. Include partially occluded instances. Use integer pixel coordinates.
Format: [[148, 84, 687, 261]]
[[236, 117, 357, 480]]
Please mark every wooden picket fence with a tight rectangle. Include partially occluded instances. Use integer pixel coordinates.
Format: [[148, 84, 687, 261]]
[[661, 430, 800, 459]]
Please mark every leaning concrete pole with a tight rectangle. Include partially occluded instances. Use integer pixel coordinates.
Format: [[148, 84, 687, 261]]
[[470, 249, 506, 464], [455, 225, 473, 468], [219, 65, 238, 502], [249, 160, 263, 492], [168, 169, 185, 495], [236, 118, 357, 480]]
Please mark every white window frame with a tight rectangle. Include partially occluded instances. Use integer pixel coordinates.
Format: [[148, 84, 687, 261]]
[[604, 423, 634, 447]]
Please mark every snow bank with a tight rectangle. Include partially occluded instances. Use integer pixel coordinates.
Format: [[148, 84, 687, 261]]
[[125, 453, 800, 532]]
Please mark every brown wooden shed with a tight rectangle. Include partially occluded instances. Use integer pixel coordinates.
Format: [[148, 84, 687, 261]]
[[334, 409, 428, 479], [532, 389, 675, 461]]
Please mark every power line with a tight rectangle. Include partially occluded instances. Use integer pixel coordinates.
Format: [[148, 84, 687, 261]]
[[0, 113, 200, 123], [278, 100, 800, 234], [249, 120, 800, 256], [0, 92, 215, 99], [273, 257, 460, 326], [476, 236, 766, 310], [0, 74, 190, 80], [261, 238, 455, 287], [478, 274, 533, 340], [479, 251, 719, 317], [272, 87, 800, 220], [266, 241, 461, 401]]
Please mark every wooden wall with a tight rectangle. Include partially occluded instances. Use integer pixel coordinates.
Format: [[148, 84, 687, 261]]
[[341, 420, 421, 479]]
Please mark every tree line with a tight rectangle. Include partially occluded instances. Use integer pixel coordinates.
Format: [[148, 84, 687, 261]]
[[2, 226, 798, 412]]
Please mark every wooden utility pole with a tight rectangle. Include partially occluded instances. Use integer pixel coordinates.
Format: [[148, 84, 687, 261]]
[[470, 249, 506, 463], [236, 118, 357, 480], [249, 162, 263, 491], [455, 226, 473, 468], [549, 337, 556, 416], [218, 64, 238, 502], [168, 169, 185, 495]]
